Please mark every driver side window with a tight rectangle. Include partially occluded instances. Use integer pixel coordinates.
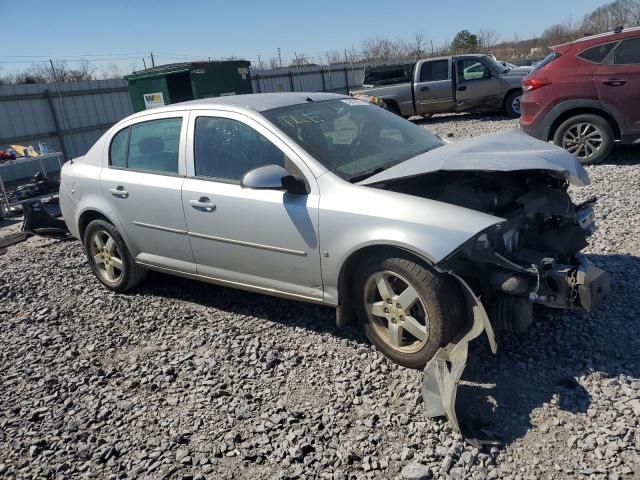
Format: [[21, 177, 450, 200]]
[[457, 59, 491, 82], [194, 117, 285, 181]]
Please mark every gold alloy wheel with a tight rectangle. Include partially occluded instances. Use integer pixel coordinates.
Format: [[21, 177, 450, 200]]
[[89, 230, 124, 284], [363, 270, 429, 353]]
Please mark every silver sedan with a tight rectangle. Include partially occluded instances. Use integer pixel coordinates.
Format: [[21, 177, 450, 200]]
[[59, 92, 609, 369]]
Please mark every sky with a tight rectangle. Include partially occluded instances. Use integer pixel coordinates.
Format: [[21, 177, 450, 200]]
[[1, 0, 609, 74]]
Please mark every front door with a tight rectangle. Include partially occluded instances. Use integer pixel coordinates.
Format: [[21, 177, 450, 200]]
[[181, 111, 323, 300], [413, 58, 455, 115], [454, 58, 502, 111], [99, 113, 196, 273], [594, 37, 640, 141]]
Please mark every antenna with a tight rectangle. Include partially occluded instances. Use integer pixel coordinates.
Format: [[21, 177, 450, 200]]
[[614, 25, 624, 33]]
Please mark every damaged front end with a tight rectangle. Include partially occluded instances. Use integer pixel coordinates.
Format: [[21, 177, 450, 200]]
[[376, 167, 610, 438], [436, 174, 609, 325]]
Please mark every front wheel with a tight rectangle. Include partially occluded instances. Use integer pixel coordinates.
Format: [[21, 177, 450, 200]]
[[352, 254, 464, 369], [553, 114, 614, 165], [83, 219, 147, 292]]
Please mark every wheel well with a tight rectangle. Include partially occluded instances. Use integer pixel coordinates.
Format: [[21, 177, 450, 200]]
[[78, 210, 111, 240], [503, 88, 522, 107], [383, 99, 400, 112], [548, 108, 621, 141], [337, 245, 435, 313]]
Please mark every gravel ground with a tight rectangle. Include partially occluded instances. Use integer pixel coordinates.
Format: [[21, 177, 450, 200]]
[[1, 113, 639, 479]]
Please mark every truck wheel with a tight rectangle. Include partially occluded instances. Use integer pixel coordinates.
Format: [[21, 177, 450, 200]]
[[553, 114, 614, 165], [505, 90, 522, 117], [352, 253, 464, 369], [83, 219, 147, 292]]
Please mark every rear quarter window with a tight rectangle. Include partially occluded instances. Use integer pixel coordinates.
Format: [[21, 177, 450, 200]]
[[578, 42, 617, 63], [109, 127, 129, 168]]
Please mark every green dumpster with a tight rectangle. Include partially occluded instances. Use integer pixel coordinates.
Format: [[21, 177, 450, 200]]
[[125, 60, 252, 112]]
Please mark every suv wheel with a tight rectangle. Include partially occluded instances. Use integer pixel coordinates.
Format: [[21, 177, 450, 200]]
[[505, 90, 522, 117], [352, 253, 464, 369], [83, 219, 147, 292], [553, 114, 614, 165]]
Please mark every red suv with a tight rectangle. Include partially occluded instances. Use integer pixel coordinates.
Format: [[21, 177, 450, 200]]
[[520, 27, 640, 164]]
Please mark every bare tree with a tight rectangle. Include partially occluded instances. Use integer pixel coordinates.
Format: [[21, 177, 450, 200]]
[[289, 54, 313, 67], [361, 36, 396, 63], [478, 28, 500, 51], [344, 46, 360, 64], [99, 62, 123, 79], [324, 49, 342, 65], [400, 32, 427, 59], [580, 0, 640, 34], [622, 0, 640, 24]]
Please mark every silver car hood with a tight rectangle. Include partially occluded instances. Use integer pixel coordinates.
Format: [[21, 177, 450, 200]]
[[360, 128, 590, 187]]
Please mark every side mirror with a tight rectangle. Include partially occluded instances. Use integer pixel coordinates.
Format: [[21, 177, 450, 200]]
[[241, 164, 308, 195]]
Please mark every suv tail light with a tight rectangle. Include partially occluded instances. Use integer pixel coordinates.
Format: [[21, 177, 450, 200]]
[[522, 76, 552, 92]]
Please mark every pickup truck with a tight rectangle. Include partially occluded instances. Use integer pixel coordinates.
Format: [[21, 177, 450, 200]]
[[351, 54, 532, 118]]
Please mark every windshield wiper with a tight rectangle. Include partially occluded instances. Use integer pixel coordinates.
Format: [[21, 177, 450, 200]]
[[348, 167, 387, 183]]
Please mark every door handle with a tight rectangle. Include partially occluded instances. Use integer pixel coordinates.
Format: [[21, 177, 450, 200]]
[[602, 79, 626, 86], [420, 86, 429, 91], [457, 85, 467, 91], [189, 197, 216, 212], [109, 186, 129, 198]]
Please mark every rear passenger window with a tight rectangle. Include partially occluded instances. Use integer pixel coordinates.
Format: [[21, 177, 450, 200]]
[[614, 38, 640, 64], [128, 119, 182, 173], [109, 118, 182, 174], [419, 60, 449, 82], [578, 43, 616, 63], [194, 117, 284, 181]]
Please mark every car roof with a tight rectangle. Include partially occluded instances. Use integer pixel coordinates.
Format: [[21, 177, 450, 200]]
[[139, 92, 347, 115], [554, 26, 640, 49]]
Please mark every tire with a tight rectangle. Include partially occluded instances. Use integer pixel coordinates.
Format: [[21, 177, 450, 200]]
[[553, 114, 614, 165], [83, 219, 147, 292], [505, 90, 522, 118], [352, 253, 465, 369]]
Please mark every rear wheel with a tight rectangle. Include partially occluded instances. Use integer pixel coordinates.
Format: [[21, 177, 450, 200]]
[[505, 90, 522, 117], [83, 219, 147, 292], [553, 114, 614, 165], [352, 253, 464, 369]]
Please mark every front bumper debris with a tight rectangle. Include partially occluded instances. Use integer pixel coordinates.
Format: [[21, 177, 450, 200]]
[[576, 261, 610, 311], [21, 199, 70, 238], [421, 274, 496, 438], [422, 260, 609, 443]]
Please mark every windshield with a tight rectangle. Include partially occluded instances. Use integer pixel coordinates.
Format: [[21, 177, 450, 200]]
[[482, 55, 509, 74], [262, 99, 444, 181]]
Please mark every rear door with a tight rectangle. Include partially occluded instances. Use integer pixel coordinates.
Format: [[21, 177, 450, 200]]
[[99, 112, 196, 273], [594, 37, 640, 141], [454, 58, 502, 111], [413, 58, 455, 114]]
